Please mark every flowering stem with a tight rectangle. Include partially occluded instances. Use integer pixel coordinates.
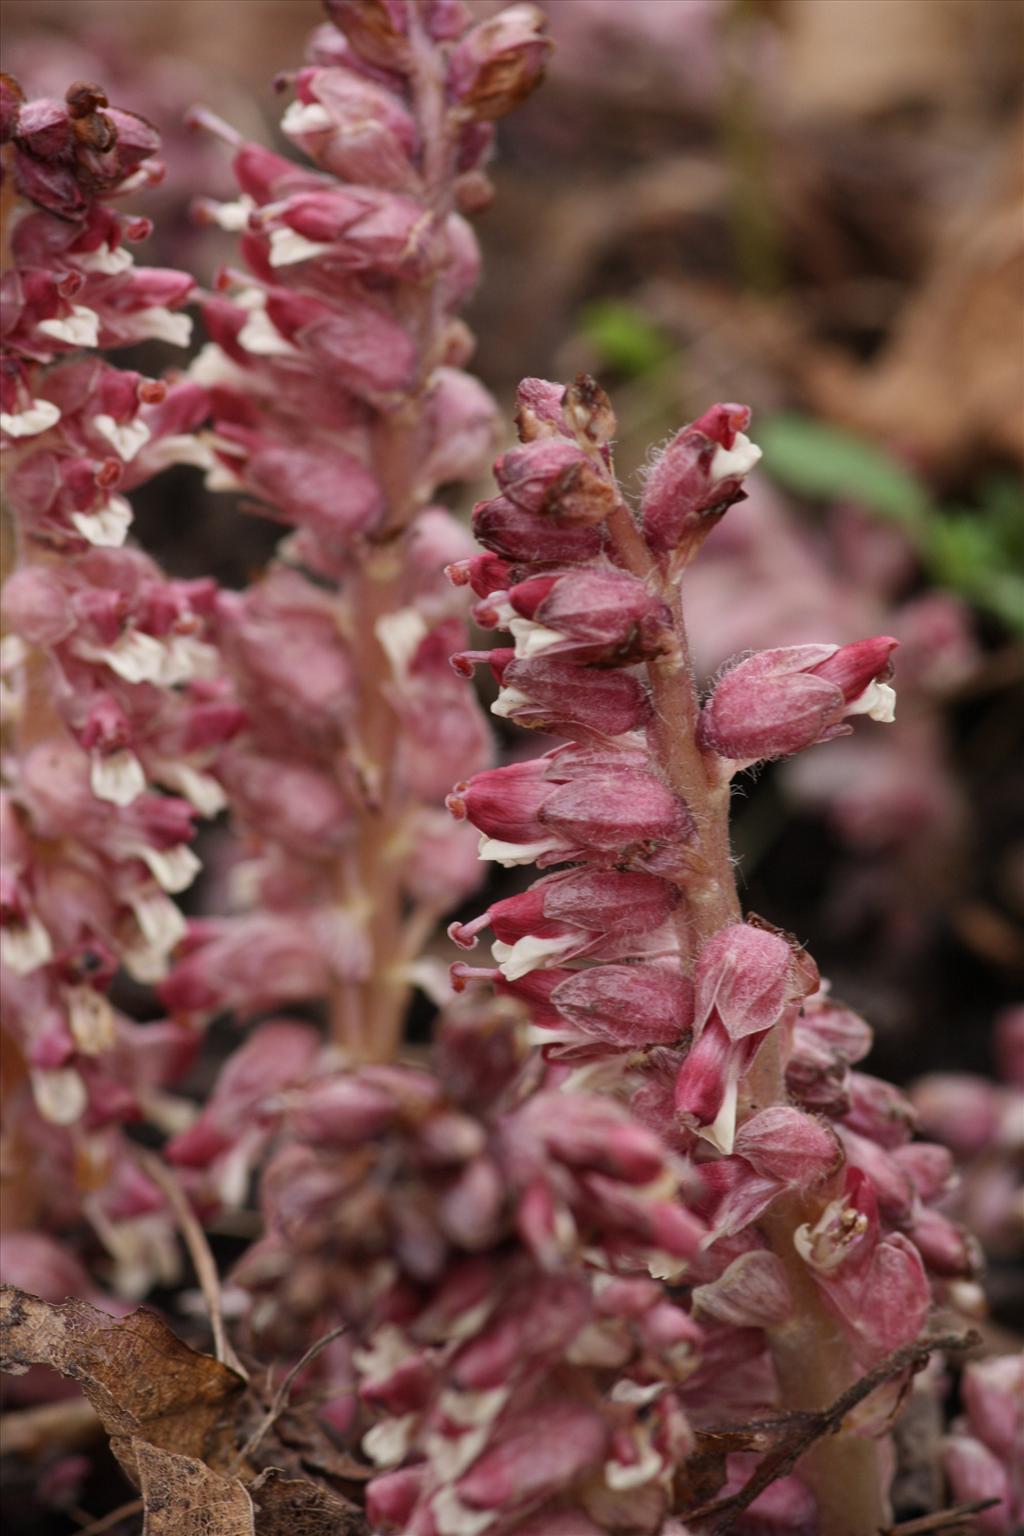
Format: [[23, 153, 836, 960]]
[[327, 13, 452, 1062], [609, 509, 888, 1531]]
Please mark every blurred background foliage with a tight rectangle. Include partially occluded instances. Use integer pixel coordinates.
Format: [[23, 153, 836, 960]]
[[4, 0, 1022, 1178]]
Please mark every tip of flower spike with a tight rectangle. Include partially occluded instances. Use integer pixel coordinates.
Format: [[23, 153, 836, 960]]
[[689, 402, 751, 448]]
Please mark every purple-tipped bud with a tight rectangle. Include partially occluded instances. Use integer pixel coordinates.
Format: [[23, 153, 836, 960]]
[[641, 403, 759, 558], [698, 638, 899, 765], [447, 4, 552, 122]]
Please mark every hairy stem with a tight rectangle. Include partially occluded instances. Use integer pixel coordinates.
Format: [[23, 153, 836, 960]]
[[607, 511, 889, 1532]]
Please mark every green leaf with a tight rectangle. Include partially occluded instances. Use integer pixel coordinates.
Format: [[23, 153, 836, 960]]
[[579, 301, 673, 380], [757, 414, 929, 533]]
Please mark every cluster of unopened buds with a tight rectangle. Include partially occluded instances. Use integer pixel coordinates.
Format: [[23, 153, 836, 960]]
[[1, 7, 1016, 1536]]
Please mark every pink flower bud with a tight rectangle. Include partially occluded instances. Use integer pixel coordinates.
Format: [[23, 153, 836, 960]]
[[734, 1107, 841, 1188], [447, 4, 552, 122], [291, 1075, 410, 1146], [963, 1356, 1024, 1464], [450, 756, 693, 871], [496, 567, 670, 664], [891, 1141, 954, 1202], [220, 749, 352, 859], [910, 1072, 999, 1157], [641, 404, 759, 558], [266, 187, 428, 275], [694, 924, 793, 1041], [698, 638, 899, 765], [365, 1466, 426, 1531], [473, 494, 606, 564], [2, 567, 74, 646], [160, 914, 332, 1017], [539, 771, 694, 870], [421, 369, 497, 491], [456, 1401, 605, 1512], [165, 1019, 319, 1168], [284, 69, 417, 190], [526, 1093, 670, 1185], [842, 1072, 916, 1149], [549, 964, 692, 1048], [494, 439, 615, 524], [942, 1435, 1012, 1534], [674, 1016, 763, 1154], [908, 1206, 980, 1278], [268, 288, 416, 396], [227, 435, 383, 539], [836, 1127, 914, 1223], [692, 1250, 793, 1328], [493, 655, 652, 737], [794, 1171, 931, 1364], [452, 1274, 589, 1390]]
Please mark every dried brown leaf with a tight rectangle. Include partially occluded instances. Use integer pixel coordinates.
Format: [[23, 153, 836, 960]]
[[135, 1439, 254, 1536], [249, 1467, 366, 1535], [0, 1286, 244, 1479]]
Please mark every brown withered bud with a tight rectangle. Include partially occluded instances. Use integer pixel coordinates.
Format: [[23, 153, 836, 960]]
[[448, 3, 552, 122], [323, 0, 412, 72], [564, 372, 617, 449], [64, 81, 108, 119]]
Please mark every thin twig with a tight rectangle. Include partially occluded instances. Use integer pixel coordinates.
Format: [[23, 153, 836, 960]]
[[883, 1500, 1003, 1536], [685, 1330, 980, 1533], [140, 1150, 248, 1380], [232, 1323, 347, 1472], [71, 1497, 144, 1535]]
